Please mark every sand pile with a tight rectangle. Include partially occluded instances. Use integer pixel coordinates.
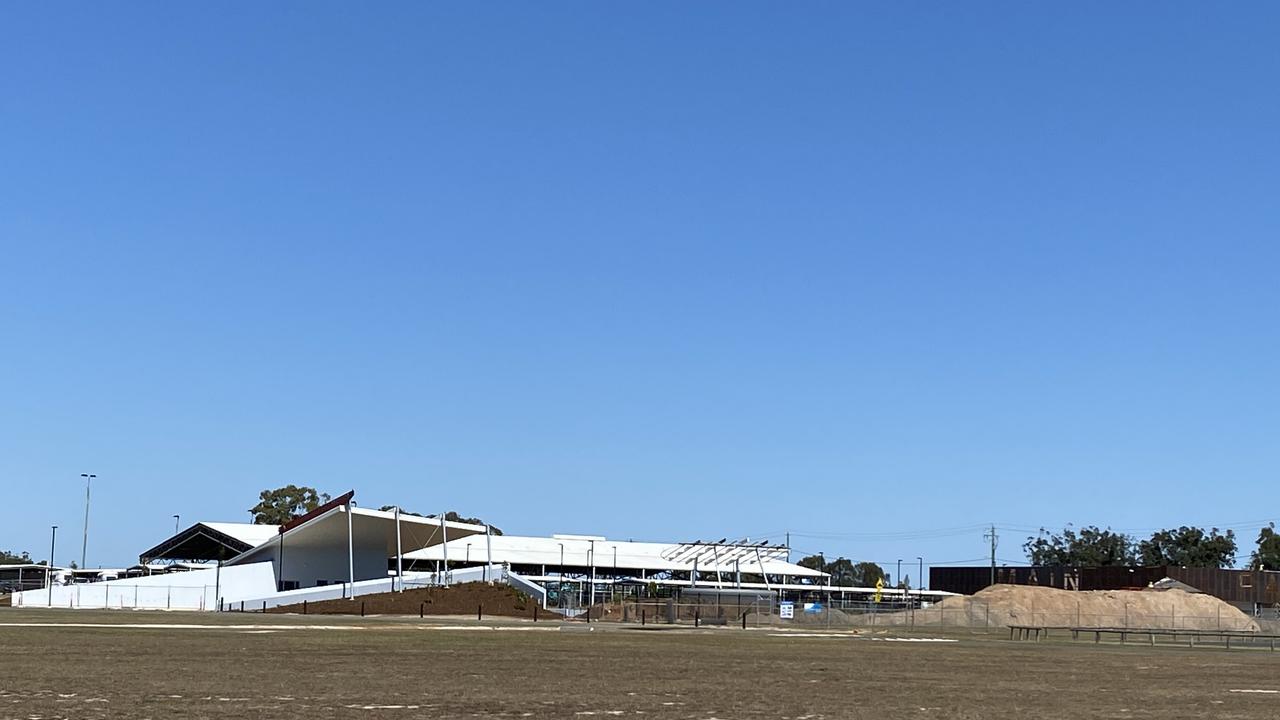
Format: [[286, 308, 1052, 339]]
[[928, 584, 1258, 631]]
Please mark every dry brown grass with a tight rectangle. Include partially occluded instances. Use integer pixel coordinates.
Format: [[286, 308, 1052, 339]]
[[2, 608, 1279, 718]]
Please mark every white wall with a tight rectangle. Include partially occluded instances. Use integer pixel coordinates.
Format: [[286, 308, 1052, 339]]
[[11, 562, 276, 611]]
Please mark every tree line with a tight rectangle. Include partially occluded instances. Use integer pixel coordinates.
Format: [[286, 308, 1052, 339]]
[[1023, 524, 1280, 570], [797, 556, 889, 587], [249, 485, 501, 533]]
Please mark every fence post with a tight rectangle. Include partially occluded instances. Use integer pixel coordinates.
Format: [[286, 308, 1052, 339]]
[[695, 609, 701, 628], [642, 609, 646, 626], [478, 604, 483, 621], [262, 600, 267, 613], [420, 602, 424, 619], [361, 601, 365, 617], [303, 600, 308, 615], [742, 611, 747, 630], [534, 606, 538, 622], [240, 600, 245, 612]]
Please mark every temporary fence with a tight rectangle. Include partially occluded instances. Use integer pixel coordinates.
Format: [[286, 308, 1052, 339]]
[[12, 582, 217, 611]]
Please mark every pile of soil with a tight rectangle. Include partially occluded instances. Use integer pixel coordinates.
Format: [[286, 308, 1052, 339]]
[[927, 584, 1258, 631], [269, 582, 548, 619]]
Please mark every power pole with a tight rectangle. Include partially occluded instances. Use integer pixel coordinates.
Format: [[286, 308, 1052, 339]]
[[983, 524, 998, 588]]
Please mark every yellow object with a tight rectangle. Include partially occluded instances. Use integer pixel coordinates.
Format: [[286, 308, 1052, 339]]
[[873, 577, 884, 603]]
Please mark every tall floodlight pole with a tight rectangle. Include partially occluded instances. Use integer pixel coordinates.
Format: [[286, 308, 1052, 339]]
[[48, 525, 58, 606], [917, 556, 924, 593], [558, 543, 565, 610], [588, 540, 596, 608], [174, 514, 180, 534], [80, 473, 95, 568], [896, 559, 902, 600]]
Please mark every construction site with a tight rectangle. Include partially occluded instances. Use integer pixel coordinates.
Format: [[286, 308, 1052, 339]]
[[7, 490, 1280, 720]]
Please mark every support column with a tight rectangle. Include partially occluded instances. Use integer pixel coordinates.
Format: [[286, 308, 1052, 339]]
[[441, 512, 449, 587], [395, 507, 403, 593], [754, 547, 771, 591], [346, 502, 355, 598], [485, 525, 493, 584]]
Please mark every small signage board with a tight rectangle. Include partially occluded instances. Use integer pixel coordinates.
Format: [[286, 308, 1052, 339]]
[[779, 601, 794, 619]]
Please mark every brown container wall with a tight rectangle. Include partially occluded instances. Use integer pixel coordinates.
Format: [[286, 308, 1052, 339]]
[[931, 565, 1280, 608]]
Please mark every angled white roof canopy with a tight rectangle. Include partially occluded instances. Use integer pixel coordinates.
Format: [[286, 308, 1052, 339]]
[[224, 493, 487, 589], [227, 505, 487, 566], [404, 534, 827, 578]]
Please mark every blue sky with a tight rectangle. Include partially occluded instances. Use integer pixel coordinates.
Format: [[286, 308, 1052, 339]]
[[3, 3, 1278, 579]]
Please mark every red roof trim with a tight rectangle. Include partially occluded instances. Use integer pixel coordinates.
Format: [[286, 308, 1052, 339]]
[[279, 490, 356, 534]]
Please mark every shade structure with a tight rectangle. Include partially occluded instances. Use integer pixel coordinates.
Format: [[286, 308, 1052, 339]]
[[227, 503, 486, 590], [139, 522, 281, 563]]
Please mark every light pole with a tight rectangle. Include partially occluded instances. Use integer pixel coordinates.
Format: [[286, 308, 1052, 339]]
[[80, 473, 95, 569], [896, 559, 902, 600], [48, 525, 58, 606], [917, 556, 924, 593], [588, 540, 596, 609], [558, 543, 565, 610], [173, 515, 180, 534]]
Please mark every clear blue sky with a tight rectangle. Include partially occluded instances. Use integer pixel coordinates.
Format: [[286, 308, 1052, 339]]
[[3, 3, 1278, 580]]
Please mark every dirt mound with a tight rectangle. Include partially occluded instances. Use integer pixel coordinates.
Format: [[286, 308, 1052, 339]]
[[930, 584, 1258, 631], [269, 582, 547, 619]]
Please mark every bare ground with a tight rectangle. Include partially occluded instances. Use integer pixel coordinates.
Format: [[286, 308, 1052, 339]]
[[267, 581, 545, 619], [2, 607, 1280, 719]]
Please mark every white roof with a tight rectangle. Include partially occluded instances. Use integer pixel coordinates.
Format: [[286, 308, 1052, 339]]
[[404, 534, 827, 578], [227, 505, 486, 566], [200, 522, 281, 548]]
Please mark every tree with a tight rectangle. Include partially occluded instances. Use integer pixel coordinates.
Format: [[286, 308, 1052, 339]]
[[1023, 526, 1136, 566], [377, 507, 503, 535], [853, 561, 887, 587], [435, 511, 503, 536], [797, 555, 886, 586], [378, 505, 424, 517], [1252, 523, 1280, 571], [249, 485, 331, 525], [1136, 526, 1236, 568], [1, 550, 31, 564]]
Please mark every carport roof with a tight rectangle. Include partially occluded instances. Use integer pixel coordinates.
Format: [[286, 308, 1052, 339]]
[[139, 522, 281, 563]]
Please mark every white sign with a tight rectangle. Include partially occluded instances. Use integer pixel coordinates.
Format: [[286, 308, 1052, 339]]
[[779, 601, 794, 619]]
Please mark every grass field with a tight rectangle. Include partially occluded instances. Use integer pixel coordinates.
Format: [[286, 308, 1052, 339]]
[[3, 608, 1279, 719]]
